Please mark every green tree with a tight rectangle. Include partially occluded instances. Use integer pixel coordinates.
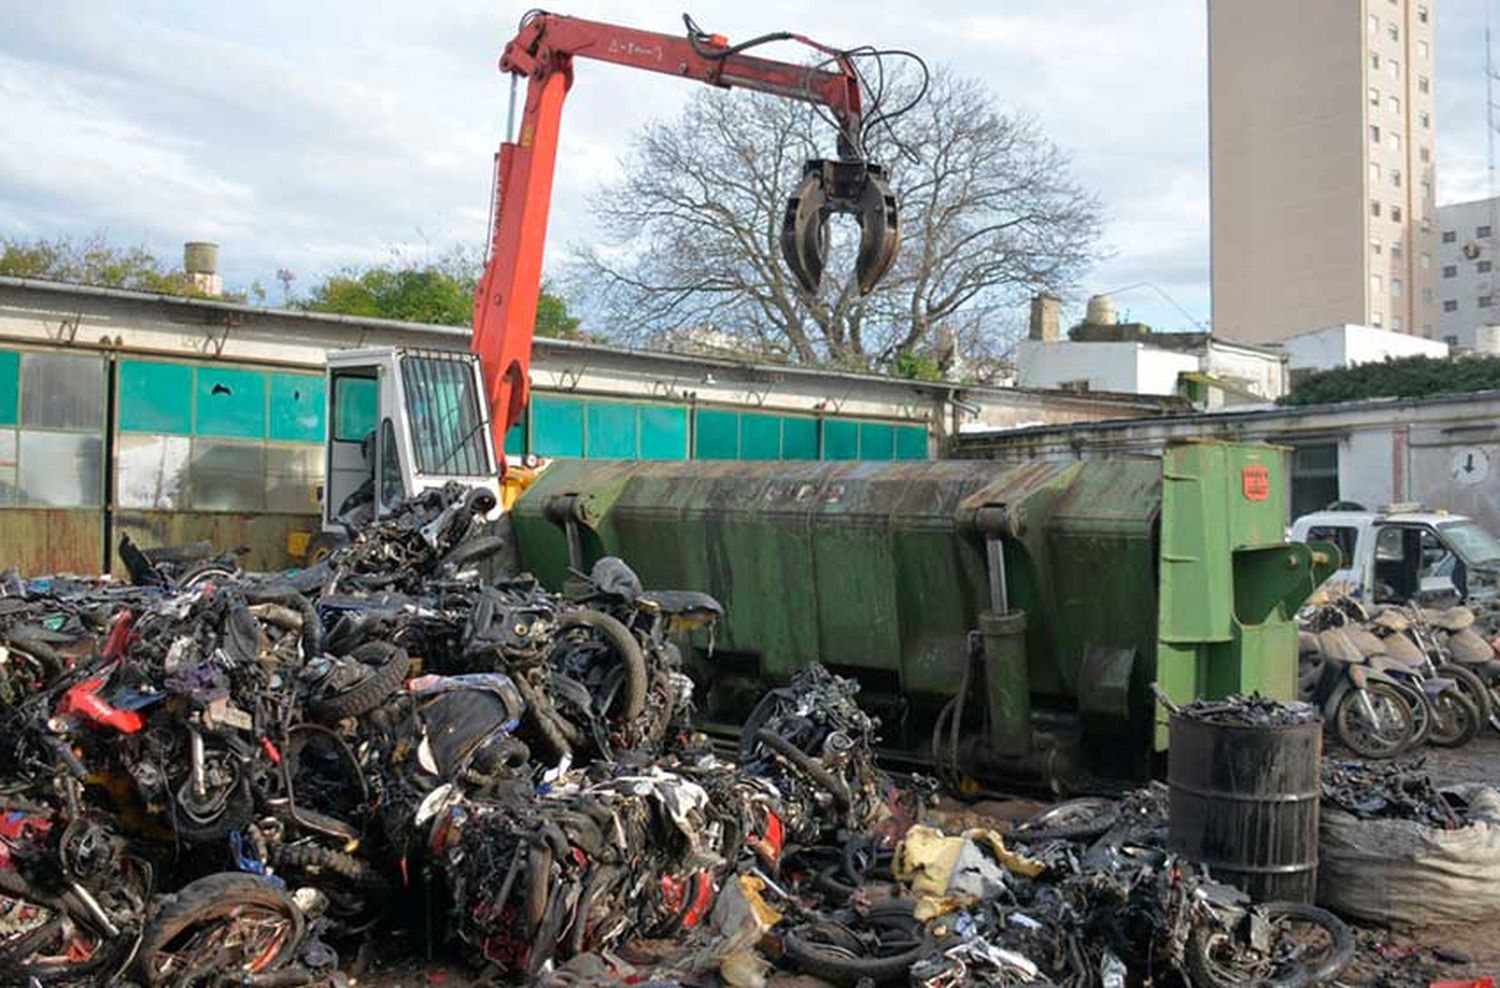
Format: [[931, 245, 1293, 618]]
[[1, 234, 202, 295], [299, 246, 582, 338], [1283, 354, 1500, 406]]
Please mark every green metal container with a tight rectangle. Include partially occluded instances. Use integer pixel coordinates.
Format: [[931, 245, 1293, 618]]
[[509, 441, 1333, 780]]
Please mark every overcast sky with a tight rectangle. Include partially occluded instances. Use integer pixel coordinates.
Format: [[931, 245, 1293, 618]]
[[1, 1, 1495, 333]]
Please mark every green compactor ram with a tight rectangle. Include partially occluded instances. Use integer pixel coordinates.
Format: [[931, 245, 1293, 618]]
[[508, 440, 1335, 784]]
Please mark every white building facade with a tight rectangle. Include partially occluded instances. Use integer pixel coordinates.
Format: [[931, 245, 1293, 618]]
[[1435, 197, 1500, 349]]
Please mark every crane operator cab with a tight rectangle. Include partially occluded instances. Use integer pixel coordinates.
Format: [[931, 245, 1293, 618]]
[[321, 347, 502, 540]]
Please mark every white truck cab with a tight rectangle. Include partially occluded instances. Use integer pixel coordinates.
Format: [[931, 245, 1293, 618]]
[[321, 348, 501, 539], [1288, 504, 1500, 604]]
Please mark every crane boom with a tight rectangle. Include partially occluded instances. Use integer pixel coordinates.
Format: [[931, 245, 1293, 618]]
[[473, 11, 900, 462]]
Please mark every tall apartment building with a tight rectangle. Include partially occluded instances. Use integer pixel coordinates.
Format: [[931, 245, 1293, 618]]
[[1209, 0, 1437, 344], [1435, 197, 1500, 349]]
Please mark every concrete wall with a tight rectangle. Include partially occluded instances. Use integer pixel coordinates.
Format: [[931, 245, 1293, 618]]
[[1284, 323, 1448, 371], [956, 390, 1500, 534], [1204, 342, 1289, 403], [1015, 340, 1198, 396]]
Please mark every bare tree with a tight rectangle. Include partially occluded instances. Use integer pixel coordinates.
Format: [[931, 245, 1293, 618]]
[[570, 66, 1103, 377]]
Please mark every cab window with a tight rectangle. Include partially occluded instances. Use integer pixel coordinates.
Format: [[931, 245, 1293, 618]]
[[1305, 525, 1357, 564]]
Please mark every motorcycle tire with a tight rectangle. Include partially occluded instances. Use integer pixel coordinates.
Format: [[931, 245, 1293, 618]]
[[1427, 689, 1481, 748], [172, 775, 254, 847], [308, 642, 410, 722], [136, 872, 303, 987], [1388, 680, 1433, 747], [1186, 901, 1354, 988], [1334, 682, 1413, 760], [1438, 664, 1494, 731], [555, 610, 646, 721], [783, 923, 937, 986]]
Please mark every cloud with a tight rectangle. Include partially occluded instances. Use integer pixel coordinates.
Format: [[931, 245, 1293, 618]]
[[0, 0, 1487, 334]]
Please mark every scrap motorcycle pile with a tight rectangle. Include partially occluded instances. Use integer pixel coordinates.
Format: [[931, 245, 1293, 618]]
[[0, 483, 1357, 986]]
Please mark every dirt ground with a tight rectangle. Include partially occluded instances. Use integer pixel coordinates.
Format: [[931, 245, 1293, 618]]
[[352, 741, 1500, 987]]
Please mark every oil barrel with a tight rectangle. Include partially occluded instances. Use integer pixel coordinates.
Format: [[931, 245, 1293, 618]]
[[1167, 710, 1321, 902]]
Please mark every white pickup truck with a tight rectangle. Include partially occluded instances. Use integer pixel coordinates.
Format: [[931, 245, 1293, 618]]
[[1288, 506, 1500, 604]]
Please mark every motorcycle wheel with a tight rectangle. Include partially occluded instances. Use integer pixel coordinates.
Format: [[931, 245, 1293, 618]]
[[1388, 680, 1432, 747], [135, 873, 303, 987], [1438, 664, 1494, 732], [1186, 901, 1354, 988], [1427, 689, 1481, 748], [1335, 682, 1413, 759]]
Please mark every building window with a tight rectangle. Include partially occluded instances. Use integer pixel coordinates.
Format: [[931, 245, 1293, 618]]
[[1370, 124, 1381, 144], [1371, 236, 1383, 255], [1388, 95, 1400, 116], [1481, 225, 1494, 238], [1418, 252, 1429, 269], [1372, 311, 1384, 327], [1418, 40, 1429, 61], [1444, 299, 1459, 312], [1290, 444, 1340, 520], [1371, 199, 1382, 218], [1393, 316, 1404, 331], [1389, 132, 1402, 153], [1443, 230, 1457, 243], [1481, 260, 1494, 274], [1369, 13, 1380, 34], [1481, 296, 1494, 308], [1372, 52, 1381, 71], [1388, 23, 1399, 42], [1419, 76, 1430, 94], [1422, 287, 1433, 302], [1392, 169, 1402, 188], [1392, 239, 1404, 258], [1390, 58, 1400, 80], [1420, 180, 1431, 200], [1444, 264, 1458, 278], [1421, 147, 1431, 164], [1420, 5, 1430, 23], [1369, 162, 1381, 185], [1372, 274, 1384, 295], [1391, 205, 1402, 223], [1445, 335, 1459, 347], [1392, 279, 1404, 298], [1369, 86, 1380, 107]]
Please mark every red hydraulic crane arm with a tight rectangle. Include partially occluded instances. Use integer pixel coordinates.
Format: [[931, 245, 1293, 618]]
[[472, 12, 874, 462]]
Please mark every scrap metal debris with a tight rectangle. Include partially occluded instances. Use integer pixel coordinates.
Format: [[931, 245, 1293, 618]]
[[1322, 757, 1467, 828], [1174, 692, 1322, 727]]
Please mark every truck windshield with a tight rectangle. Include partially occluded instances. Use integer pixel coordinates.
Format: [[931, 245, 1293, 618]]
[[399, 354, 490, 477], [1440, 520, 1500, 566]]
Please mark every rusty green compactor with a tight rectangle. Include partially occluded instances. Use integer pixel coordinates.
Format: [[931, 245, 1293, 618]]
[[509, 441, 1335, 783]]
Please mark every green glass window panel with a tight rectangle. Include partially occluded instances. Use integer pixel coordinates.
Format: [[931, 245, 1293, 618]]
[[196, 367, 266, 439], [333, 376, 378, 442], [269, 373, 325, 443], [504, 409, 527, 457], [895, 425, 928, 460], [0, 351, 17, 428], [860, 422, 895, 461], [639, 405, 687, 460], [585, 402, 639, 458], [822, 419, 858, 460], [532, 396, 584, 457], [695, 409, 739, 460], [740, 413, 781, 460], [119, 360, 192, 434], [783, 417, 819, 460]]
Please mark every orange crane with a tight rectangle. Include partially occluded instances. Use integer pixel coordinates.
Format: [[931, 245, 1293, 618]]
[[473, 11, 903, 462]]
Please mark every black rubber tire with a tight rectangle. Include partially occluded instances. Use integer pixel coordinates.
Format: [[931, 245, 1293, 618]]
[[754, 729, 851, 811], [177, 562, 238, 591], [172, 775, 254, 847], [308, 643, 410, 721], [268, 843, 392, 897], [439, 534, 506, 570], [556, 610, 647, 721], [1010, 798, 1122, 843], [1388, 681, 1433, 747], [303, 532, 345, 568], [136, 873, 304, 987], [1427, 689, 1481, 748], [1335, 682, 1413, 760], [782, 924, 937, 986], [1186, 901, 1354, 988], [1438, 664, 1494, 730]]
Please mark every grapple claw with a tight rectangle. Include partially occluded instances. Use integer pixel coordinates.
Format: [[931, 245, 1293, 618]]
[[780, 159, 900, 296]]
